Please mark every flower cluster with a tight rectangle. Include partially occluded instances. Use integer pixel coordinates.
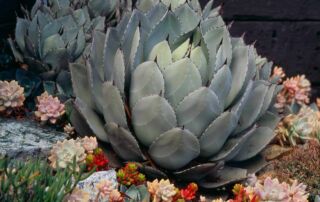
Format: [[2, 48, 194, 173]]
[[275, 106, 320, 146], [86, 148, 109, 171], [274, 75, 311, 113], [0, 80, 25, 113], [117, 163, 146, 186], [35, 91, 65, 124]]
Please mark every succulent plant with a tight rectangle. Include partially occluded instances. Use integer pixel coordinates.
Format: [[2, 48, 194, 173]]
[[78, 136, 98, 153], [48, 139, 87, 170], [8, 0, 131, 96], [275, 105, 320, 146], [70, 0, 280, 187], [253, 177, 309, 202], [64, 123, 76, 136], [147, 179, 177, 202], [96, 179, 114, 198], [0, 80, 25, 112], [35, 91, 65, 124], [274, 75, 311, 113], [108, 189, 124, 202]]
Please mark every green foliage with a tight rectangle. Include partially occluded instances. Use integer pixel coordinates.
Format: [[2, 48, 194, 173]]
[[0, 156, 92, 202]]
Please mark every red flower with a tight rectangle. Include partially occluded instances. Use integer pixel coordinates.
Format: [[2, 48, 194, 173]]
[[86, 149, 109, 171], [180, 183, 198, 200]]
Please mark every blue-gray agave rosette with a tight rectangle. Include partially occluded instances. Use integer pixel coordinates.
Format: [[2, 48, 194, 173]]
[[70, 0, 280, 187], [9, 0, 130, 80]]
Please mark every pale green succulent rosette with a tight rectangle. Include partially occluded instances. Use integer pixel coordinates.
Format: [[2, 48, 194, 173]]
[[70, 0, 280, 187]]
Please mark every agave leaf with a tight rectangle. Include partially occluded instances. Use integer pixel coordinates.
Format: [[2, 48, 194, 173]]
[[136, 164, 168, 180], [163, 58, 202, 108], [88, 0, 117, 17], [137, 0, 159, 12], [42, 48, 69, 72], [65, 99, 94, 136], [103, 28, 121, 81], [225, 46, 249, 107], [202, 0, 214, 19], [122, 11, 142, 73], [145, 12, 180, 55], [190, 46, 208, 85], [258, 84, 277, 118], [73, 8, 87, 26], [42, 34, 65, 58], [209, 65, 232, 109], [69, 63, 95, 109], [199, 166, 247, 188], [235, 82, 269, 133], [231, 80, 253, 120], [149, 128, 200, 170], [148, 40, 172, 71], [145, 1, 168, 25], [15, 18, 29, 50], [209, 126, 256, 162], [73, 28, 86, 60], [259, 61, 273, 80], [200, 111, 238, 157], [200, 16, 225, 36], [172, 38, 190, 62], [101, 82, 128, 129], [75, 98, 109, 142], [27, 16, 40, 56], [173, 162, 223, 181], [162, 0, 186, 10], [106, 122, 145, 161], [202, 26, 224, 79], [257, 111, 280, 130], [173, 3, 200, 37], [90, 31, 106, 80], [112, 49, 126, 95], [176, 87, 221, 137], [56, 71, 73, 97], [232, 127, 274, 161], [8, 38, 24, 62], [24, 35, 37, 57], [130, 61, 165, 108], [132, 95, 177, 146]]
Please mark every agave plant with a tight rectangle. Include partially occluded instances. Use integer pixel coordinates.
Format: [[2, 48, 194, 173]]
[[70, 0, 280, 187], [8, 0, 131, 87]]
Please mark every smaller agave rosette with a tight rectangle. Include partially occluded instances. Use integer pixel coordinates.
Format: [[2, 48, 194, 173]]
[[0, 80, 25, 112], [48, 139, 86, 170], [35, 91, 65, 124]]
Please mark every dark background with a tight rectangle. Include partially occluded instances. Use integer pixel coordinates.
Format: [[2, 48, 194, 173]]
[[0, 0, 319, 97]]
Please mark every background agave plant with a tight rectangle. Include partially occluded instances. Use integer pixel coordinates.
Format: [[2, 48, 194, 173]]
[[70, 0, 281, 187], [8, 0, 131, 98]]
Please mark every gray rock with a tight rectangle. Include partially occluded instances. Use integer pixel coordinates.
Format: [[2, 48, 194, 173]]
[[0, 118, 66, 159]]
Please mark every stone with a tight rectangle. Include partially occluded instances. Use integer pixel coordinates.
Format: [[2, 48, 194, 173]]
[[0, 118, 66, 159], [76, 170, 118, 201]]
